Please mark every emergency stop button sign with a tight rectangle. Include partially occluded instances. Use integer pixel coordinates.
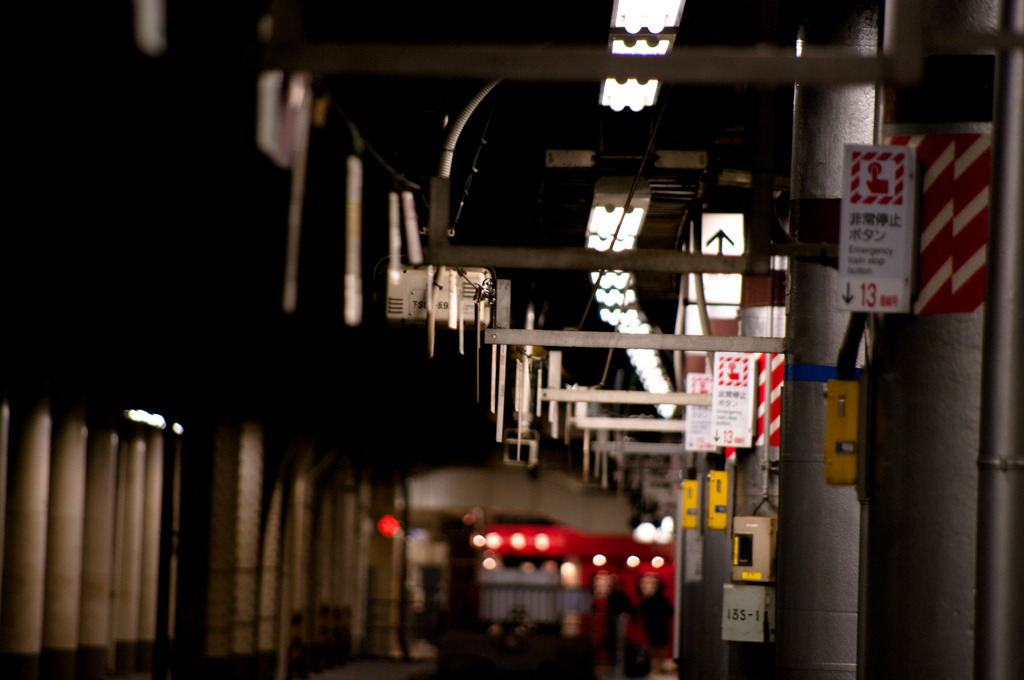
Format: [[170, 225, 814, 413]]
[[839, 144, 917, 313]]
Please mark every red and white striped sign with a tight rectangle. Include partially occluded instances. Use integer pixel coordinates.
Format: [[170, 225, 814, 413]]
[[849, 148, 907, 205], [756, 353, 784, 447], [887, 133, 991, 315]]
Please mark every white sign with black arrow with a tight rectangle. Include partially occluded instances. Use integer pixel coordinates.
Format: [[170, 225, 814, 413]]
[[838, 144, 917, 313], [711, 353, 757, 448]]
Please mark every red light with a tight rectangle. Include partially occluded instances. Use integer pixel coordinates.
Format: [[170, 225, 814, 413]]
[[377, 515, 401, 538]]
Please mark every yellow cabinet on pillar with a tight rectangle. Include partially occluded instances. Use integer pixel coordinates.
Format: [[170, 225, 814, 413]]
[[681, 479, 699, 529], [824, 379, 859, 485], [708, 471, 729, 530]]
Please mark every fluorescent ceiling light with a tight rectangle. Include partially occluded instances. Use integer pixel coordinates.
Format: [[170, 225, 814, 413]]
[[586, 177, 675, 418], [612, 0, 686, 35], [600, 78, 660, 112], [593, 271, 633, 290], [612, 37, 672, 56], [587, 206, 645, 238]]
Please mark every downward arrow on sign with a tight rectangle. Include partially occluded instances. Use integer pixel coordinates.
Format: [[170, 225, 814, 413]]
[[842, 283, 854, 304]]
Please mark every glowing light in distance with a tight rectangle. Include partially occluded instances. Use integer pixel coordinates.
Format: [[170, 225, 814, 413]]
[[633, 521, 657, 544], [485, 532, 503, 550], [472, 534, 487, 548], [172, 422, 184, 435], [652, 556, 665, 568], [561, 561, 579, 585], [377, 515, 401, 538], [482, 557, 498, 570], [535, 533, 551, 552], [124, 409, 167, 430], [593, 554, 608, 567], [510, 533, 527, 550], [626, 555, 641, 568]]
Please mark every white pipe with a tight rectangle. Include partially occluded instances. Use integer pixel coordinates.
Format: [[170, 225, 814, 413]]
[[437, 80, 501, 179], [388, 192, 401, 285], [344, 155, 363, 327], [281, 73, 312, 314], [400, 191, 423, 265]]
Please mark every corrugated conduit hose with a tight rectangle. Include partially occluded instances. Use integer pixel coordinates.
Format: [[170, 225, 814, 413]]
[[437, 80, 501, 179]]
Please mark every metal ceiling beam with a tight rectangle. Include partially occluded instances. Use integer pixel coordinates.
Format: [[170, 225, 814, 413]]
[[485, 329, 785, 353], [424, 244, 751, 274], [572, 416, 687, 433], [265, 43, 910, 86], [542, 388, 712, 406], [590, 441, 686, 455]]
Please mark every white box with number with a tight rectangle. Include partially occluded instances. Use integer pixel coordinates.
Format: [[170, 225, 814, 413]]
[[722, 583, 775, 642], [385, 265, 491, 326]]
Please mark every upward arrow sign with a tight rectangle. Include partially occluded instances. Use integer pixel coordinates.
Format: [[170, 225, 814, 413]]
[[706, 230, 734, 256]]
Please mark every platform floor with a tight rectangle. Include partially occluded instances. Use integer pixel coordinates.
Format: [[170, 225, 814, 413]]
[[305, 657, 678, 680]]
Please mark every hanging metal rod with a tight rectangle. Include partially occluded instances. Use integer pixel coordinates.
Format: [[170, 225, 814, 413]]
[[486, 329, 785, 354]]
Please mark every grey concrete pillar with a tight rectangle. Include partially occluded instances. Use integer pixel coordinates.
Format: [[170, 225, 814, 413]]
[[0, 395, 52, 680], [727, 286, 785, 680], [113, 426, 146, 674], [205, 420, 239, 677], [0, 393, 9, 616], [778, 3, 876, 679], [367, 471, 401, 658], [692, 452, 731, 680], [232, 421, 264, 679], [78, 425, 119, 680], [40, 401, 88, 680], [198, 419, 265, 679], [257, 478, 284, 680], [136, 428, 164, 671], [863, 2, 999, 679], [313, 476, 337, 671], [865, 316, 981, 679], [338, 472, 368, 658], [278, 442, 315, 680]]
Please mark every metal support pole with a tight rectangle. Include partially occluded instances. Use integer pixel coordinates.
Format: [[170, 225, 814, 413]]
[[137, 428, 164, 672], [114, 426, 147, 674], [152, 427, 178, 680], [41, 400, 88, 680], [0, 393, 51, 680], [78, 425, 118, 680], [975, 1, 1024, 678]]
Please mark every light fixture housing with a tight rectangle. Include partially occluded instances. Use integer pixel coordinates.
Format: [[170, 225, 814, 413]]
[[600, 78, 660, 113], [609, 28, 676, 55], [611, 0, 686, 35]]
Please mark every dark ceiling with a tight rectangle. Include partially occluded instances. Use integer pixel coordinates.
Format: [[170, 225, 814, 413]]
[[5, 1, 798, 465]]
